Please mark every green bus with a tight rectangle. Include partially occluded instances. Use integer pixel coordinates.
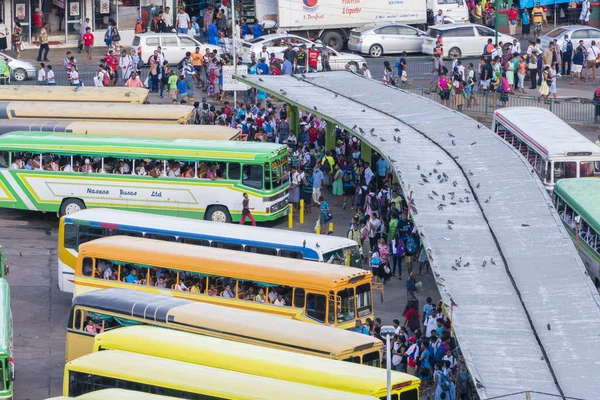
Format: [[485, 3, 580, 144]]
[[0, 278, 13, 399], [553, 178, 600, 288], [0, 246, 7, 278], [0, 132, 290, 223]]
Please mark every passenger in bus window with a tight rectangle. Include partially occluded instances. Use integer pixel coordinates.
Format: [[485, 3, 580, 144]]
[[46, 158, 59, 171], [255, 288, 266, 303], [222, 284, 234, 298], [268, 287, 278, 303], [31, 156, 41, 169], [10, 154, 23, 169], [274, 294, 286, 306], [208, 284, 218, 296], [125, 268, 139, 284], [182, 166, 195, 178], [85, 319, 98, 335], [190, 279, 202, 293], [168, 162, 181, 177], [206, 165, 219, 180], [81, 159, 93, 174], [134, 161, 147, 176], [157, 277, 167, 288]]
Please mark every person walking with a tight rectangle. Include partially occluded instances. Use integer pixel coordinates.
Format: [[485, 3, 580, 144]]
[[561, 34, 573, 75], [36, 25, 49, 62], [11, 22, 22, 58], [239, 192, 256, 226], [571, 46, 584, 85], [332, 164, 344, 207], [521, 8, 530, 40]]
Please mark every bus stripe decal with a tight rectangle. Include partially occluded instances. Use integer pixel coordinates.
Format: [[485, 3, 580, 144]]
[[0, 171, 35, 210], [0, 104, 8, 120]]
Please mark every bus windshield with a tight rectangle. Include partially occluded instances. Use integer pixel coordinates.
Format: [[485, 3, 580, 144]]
[[268, 156, 290, 190], [355, 283, 373, 318], [324, 246, 361, 267]]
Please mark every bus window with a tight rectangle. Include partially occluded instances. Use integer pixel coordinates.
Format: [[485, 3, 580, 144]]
[[579, 161, 599, 177], [211, 241, 243, 251], [63, 224, 78, 250], [111, 229, 144, 238], [228, 163, 241, 180], [342, 355, 361, 364], [82, 258, 94, 277], [306, 293, 326, 323], [356, 283, 373, 318], [362, 351, 381, 367], [179, 237, 211, 247], [553, 161, 577, 180], [79, 226, 107, 247], [145, 233, 176, 242], [0, 151, 7, 168], [245, 246, 278, 256], [242, 164, 263, 189], [337, 287, 355, 322], [279, 250, 302, 259], [293, 288, 305, 308]]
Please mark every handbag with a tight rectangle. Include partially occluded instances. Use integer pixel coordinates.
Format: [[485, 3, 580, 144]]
[[113, 34, 121, 41]]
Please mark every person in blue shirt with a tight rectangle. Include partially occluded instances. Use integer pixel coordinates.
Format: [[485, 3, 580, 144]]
[[282, 58, 293, 75], [318, 195, 330, 234], [252, 19, 263, 39], [257, 59, 269, 75], [125, 269, 140, 283], [312, 164, 324, 208], [248, 60, 258, 75], [176, 75, 188, 104], [207, 21, 219, 46], [395, 51, 407, 78], [240, 18, 251, 38], [376, 157, 389, 188], [354, 319, 370, 335]]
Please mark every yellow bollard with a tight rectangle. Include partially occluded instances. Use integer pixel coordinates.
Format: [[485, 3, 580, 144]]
[[299, 200, 305, 224], [328, 222, 334, 235], [316, 225, 321, 234], [288, 205, 293, 229]]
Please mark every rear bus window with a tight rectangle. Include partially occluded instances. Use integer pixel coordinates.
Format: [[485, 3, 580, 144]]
[[82, 258, 94, 277], [306, 293, 326, 323], [79, 226, 107, 245], [63, 224, 78, 250]]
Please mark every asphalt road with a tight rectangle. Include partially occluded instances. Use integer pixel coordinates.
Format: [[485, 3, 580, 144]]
[[2, 194, 439, 399]]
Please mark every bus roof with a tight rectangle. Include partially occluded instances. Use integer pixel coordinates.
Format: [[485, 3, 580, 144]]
[[72, 288, 381, 357], [0, 132, 286, 162], [95, 326, 416, 394], [0, 86, 148, 104], [0, 121, 241, 140], [65, 208, 357, 256], [0, 102, 192, 124], [79, 236, 370, 289], [0, 278, 9, 355], [554, 178, 600, 230], [494, 108, 600, 157], [47, 389, 177, 400], [67, 350, 380, 400]]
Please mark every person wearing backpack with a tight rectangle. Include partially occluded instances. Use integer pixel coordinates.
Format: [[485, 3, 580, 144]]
[[367, 212, 381, 252], [433, 362, 452, 399], [404, 232, 419, 276], [561, 34, 573, 75], [418, 341, 432, 390]]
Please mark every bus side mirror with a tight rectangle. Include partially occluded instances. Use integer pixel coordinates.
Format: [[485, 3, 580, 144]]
[[4, 264, 8, 276], [9, 361, 14, 381]]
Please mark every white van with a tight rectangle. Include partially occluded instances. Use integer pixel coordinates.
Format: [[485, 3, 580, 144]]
[[428, 0, 470, 24]]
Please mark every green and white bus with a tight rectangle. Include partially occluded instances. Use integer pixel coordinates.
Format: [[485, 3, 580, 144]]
[[0, 132, 290, 222], [0, 278, 13, 399], [553, 178, 600, 288]]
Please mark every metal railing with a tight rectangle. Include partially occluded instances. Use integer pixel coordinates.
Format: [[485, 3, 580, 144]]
[[405, 86, 600, 124]]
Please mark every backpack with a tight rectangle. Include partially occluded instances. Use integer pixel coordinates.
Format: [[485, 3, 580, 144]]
[[322, 157, 331, 173], [379, 191, 388, 209], [594, 86, 600, 101], [308, 154, 317, 169], [566, 40, 573, 53], [406, 236, 417, 254], [177, 57, 187, 70], [502, 78, 511, 93], [369, 194, 379, 211], [439, 371, 451, 392], [434, 343, 446, 363], [439, 63, 448, 75], [453, 80, 463, 94], [409, 313, 420, 331], [102, 70, 110, 86], [343, 169, 354, 183]]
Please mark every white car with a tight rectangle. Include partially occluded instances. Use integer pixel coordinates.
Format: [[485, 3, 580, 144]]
[[0, 52, 36, 81], [421, 24, 516, 58], [348, 23, 427, 57], [241, 33, 365, 72], [133, 33, 221, 65]]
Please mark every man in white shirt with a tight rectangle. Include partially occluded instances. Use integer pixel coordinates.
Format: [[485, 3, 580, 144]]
[[368, 213, 381, 250], [424, 309, 439, 337], [434, 9, 444, 25], [361, 63, 372, 79], [176, 7, 191, 35], [10, 155, 22, 169], [274, 294, 286, 306], [68, 65, 81, 86], [364, 162, 374, 186], [163, 7, 173, 30]]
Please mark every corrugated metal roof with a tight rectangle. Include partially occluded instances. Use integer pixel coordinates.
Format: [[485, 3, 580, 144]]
[[238, 72, 600, 400]]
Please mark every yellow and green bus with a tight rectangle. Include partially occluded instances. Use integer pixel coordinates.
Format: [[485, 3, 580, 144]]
[[0, 86, 148, 104], [64, 350, 381, 400], [46, 389, 176, 400], [67, 288, 382, 365], [92, 326, 420, 399], [74, 236, 374, 330], [0, 278, 12, 400], [553, 178, 600, 288], [0, 132, 289, 222]]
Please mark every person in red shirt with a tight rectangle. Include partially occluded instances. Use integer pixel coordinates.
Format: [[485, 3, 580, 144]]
[[308, 44, 319, 73], [103, 50, 118, 86], [32, 7, 44, 45], [82, 27, 94, 64], [508, 4, 518, 36], [308, 125, 319, 143]]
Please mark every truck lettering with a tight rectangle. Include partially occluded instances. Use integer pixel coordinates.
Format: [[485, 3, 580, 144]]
[[342, 7, 362, 16], [151, 191, 162, 197], [342, 0, 361, 4], [119, 189, 138, 196], [87, 188, 109, 195], [304, 13, 324, 21]]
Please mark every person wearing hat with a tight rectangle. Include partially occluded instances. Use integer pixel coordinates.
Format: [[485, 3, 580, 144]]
[[190, 16, 201, 40], [135, 17, 146, 34]]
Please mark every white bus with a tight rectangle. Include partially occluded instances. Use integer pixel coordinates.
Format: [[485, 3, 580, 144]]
[[492, 107, 600, 192], [57, 208, 362, 293]]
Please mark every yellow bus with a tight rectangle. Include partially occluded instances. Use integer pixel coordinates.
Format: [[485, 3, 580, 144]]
[[47, 389, 176, 400], [65, 350, 381, 400], [74, 236, 374, 330], [0, 86, 148, 104], [0, 120, 243, 140], [67, 288, 382, 365], [93, 326, 420, 399], [0, 102, 193, 124]]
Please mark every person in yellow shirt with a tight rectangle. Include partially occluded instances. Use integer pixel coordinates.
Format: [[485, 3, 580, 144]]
[[191, 46, 203, 87], [532, 3, 544, 39], [471, 0, 483, 25]]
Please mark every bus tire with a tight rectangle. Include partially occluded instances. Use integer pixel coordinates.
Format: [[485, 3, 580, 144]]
[[59, 198, 86, 217], [205, 205, 231, 223]]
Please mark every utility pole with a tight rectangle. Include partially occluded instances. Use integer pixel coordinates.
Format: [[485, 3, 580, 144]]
[[495, 0, 500, 45]]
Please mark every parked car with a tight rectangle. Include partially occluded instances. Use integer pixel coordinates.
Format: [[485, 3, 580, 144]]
[[133, 33, 221, 65], [241, 33, 365, 71], [0, 53, 36, 81], [421, 24, 515, 58], [348, 23, 427, 57], [539, 25, 600, 51]]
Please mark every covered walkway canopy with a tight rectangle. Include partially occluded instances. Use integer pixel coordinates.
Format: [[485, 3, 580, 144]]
[[237, 72, 600, 400]]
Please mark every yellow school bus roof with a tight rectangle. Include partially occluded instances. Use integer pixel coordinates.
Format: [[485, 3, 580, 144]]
[[46, 389, 176, 400], [94, 326, 418, 396], [0, 102, 192, 124], [66, 350, 380, 400], [79, 236, 371, 290], [74, 289, 382, 359], [0, 86, 148, 103]]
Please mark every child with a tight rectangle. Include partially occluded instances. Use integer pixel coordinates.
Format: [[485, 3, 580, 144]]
[[45, 65, 55, 85], [83, 27, 94, 64]]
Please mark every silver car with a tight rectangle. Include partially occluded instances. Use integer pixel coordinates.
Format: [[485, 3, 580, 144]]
[[348, 23, 426, 57], [540, 25, 600, 51], [0, 53, 36, 81]]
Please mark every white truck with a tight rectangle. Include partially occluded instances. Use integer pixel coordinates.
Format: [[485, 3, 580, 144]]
[[251, 0, 469, 51]]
